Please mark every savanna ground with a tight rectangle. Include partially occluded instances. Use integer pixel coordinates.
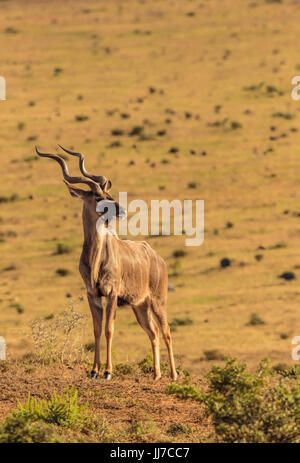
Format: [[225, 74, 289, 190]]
[[0, 0, 300, 443]]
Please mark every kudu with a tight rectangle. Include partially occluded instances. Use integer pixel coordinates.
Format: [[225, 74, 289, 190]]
[[36, 146, 177, 381]]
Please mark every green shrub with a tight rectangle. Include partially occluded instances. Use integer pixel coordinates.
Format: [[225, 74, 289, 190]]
[[167, 422, 192, 436], [75, 115, 89, 122], [247, 313, 265, 326], [172, 249, 186, 258], [138, 353, 168, 374], [128, 411, 159, 442], [10, 302, 24, 314], [0, 193, 20, 203], [169, 317, 193, 330], [114, 363, 134, 375], [55, 243, 71, 255], [204, 359, 300, 443], [167, 382, 203, 401], [278, 365, 300, 378], [272, 112, 293, 120], [167, 358, 300, 442], [56, 268, 70, 276], [0, 415, 60, 443], [169, 259, 181, 277], [203, 349, 225, 361], [15, 387, 92, 429]]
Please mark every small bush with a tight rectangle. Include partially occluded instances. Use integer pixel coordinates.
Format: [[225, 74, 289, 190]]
[[204, 358, 300, 443], [0, 415, 59, 443], [56, 268, 70, 277], [2, 264, 17, 272], [4, 27, 18, 34], [173, 249, 186, 258], [29, 300, 87, 365], [75, 115, 89, 122], [0, 193, 20, 203], [203, 349, 225, 361], [272, 112, 293, 120], [230, 121, 242, 130], [111, 128, 124, 136], [84, 341, 94, 352], [278, 365, 300, 378], [10, 302, 24, 314], [129, 126, 144, 136], [138, 353, 168, 374], [168, 358, 300, 443], [15, 388, 93, 429], [114, 363, 134, 375], [247, 313, 265, 326], [54, 67, 63, 76], [169, 317, 193, 330], [138, 353, 154, 374], [55, 243, 71, 255], [167, 423, 192, 436], [129, 411, 158, 442], [167, 382, 203, 401], [24, 155, 39, 162], [169, 259, 181, 277]]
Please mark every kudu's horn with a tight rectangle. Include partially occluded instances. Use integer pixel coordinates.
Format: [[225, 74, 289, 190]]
[[58, 145, 111, 190], [35, 146, 102, 194]]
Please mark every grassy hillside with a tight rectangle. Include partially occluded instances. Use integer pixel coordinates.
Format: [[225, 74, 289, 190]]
[[0, 0, 300, 381]]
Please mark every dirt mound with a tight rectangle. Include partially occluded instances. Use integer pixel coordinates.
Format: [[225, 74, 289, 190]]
[[0, 360, 212, 443]]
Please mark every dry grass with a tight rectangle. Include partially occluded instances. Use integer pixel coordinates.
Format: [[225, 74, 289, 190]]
[[0, 0, 299, 381]]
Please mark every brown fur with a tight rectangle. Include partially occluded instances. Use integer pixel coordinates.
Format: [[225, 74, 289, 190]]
[[36, 146, 177, 381]]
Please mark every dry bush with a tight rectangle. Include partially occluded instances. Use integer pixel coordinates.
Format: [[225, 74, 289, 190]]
[[28, 297, 88, 365]]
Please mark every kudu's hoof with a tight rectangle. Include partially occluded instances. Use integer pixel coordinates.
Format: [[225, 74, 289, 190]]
[[90, 370, 98, 380], [104, 371, 112, 380]]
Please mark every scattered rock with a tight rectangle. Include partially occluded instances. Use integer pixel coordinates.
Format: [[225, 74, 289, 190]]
[[220, 258, 231, 268], [278, 272, 296, 281], [169, 147, 179, 154]]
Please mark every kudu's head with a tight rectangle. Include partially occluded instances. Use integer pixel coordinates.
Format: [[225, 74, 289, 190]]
[[35, 146, 126, 227]]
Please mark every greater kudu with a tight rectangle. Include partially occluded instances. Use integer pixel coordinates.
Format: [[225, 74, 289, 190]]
[[36, 146, 177, 381]]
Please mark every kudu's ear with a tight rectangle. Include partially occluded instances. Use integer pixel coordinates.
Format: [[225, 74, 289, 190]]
[[63, 180, 89, 200], [102, 179, 112, 192]]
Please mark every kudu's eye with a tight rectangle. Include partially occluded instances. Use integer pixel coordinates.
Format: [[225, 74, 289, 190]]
[[95, 196, 103, 202]]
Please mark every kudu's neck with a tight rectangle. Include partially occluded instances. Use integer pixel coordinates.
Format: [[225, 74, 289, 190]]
[[82, 204, 100, 247], [81, 203, 113, 287]]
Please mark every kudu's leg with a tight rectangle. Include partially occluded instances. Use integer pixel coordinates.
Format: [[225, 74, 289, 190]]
[[87, 292, 103, 379], [104, 294, 117, 380], [132, 299, 161, 381], [151, 301, 177, 381]]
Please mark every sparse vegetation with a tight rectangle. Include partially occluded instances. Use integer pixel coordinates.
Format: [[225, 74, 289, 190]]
[[247, 313, 265, 326], [169, 317, 194, 330], [168, 358, 300, 443], [55, 243, 71, 255], [0, 0, 299, 444], [56, 268, 71, 277]]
